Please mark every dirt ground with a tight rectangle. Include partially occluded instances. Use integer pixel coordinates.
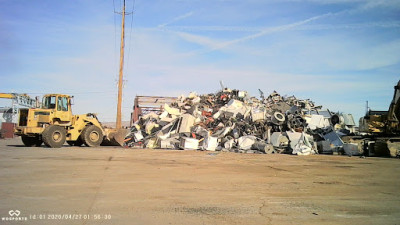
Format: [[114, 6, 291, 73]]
[[0, 138, 399, 225]]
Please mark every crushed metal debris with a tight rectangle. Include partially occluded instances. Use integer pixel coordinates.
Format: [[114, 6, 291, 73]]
[[124, 86, 357, 155]]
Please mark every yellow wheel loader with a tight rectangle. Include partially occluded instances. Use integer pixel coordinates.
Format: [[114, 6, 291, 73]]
[[357, 80, 400, 157], [14, 94, 106, 148]]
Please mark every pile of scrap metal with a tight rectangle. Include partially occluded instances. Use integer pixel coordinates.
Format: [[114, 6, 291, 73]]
[[124, 87, 355, 155]]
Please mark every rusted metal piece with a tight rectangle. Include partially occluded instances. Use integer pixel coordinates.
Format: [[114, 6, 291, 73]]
[[130, 96, 177, 126], [0, 122, 15, 139]]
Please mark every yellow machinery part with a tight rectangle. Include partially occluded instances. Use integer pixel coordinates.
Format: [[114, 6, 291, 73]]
[[0, 93, 15, 99]]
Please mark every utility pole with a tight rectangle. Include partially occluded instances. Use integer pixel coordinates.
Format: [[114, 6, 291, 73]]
[[116, 0, 126, 129]]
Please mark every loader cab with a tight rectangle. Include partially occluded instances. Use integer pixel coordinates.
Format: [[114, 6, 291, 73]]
[[42, 94, 73, 123], [42, 95, 57, 109]]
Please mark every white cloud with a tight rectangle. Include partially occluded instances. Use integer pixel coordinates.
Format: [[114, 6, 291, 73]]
[[282, 0, 400, 7], [158, 11, 194, 27], [165, 21, 400, 33], [164, 12, 333, 56], [169, 30, 222, 49]]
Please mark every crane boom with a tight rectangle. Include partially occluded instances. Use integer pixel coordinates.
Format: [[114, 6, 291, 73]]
[[0, 93, 38, 108], [0, 93, 15, 99]]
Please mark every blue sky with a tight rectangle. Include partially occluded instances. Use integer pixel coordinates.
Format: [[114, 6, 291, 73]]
[[1, 0, 399, 123]]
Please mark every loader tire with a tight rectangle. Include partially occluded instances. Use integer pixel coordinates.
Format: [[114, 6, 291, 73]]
[[42, 125, 66, 148], [81, 125, 103, 147], [21, 135, 43, 147]]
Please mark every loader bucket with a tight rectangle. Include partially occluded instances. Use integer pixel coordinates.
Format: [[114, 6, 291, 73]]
[[387, 141, 400, 157], [102, 128, 130, 146]]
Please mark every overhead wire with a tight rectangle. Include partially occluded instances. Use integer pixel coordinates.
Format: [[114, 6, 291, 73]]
[[112, 0, 123, 82], [125, 0, 136, 78]]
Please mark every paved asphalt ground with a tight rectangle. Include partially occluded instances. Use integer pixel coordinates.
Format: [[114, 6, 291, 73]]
[[0, 138, 399, 225]]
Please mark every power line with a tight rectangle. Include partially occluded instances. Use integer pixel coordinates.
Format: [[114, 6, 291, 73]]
[[125, 0, 136, 74]]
